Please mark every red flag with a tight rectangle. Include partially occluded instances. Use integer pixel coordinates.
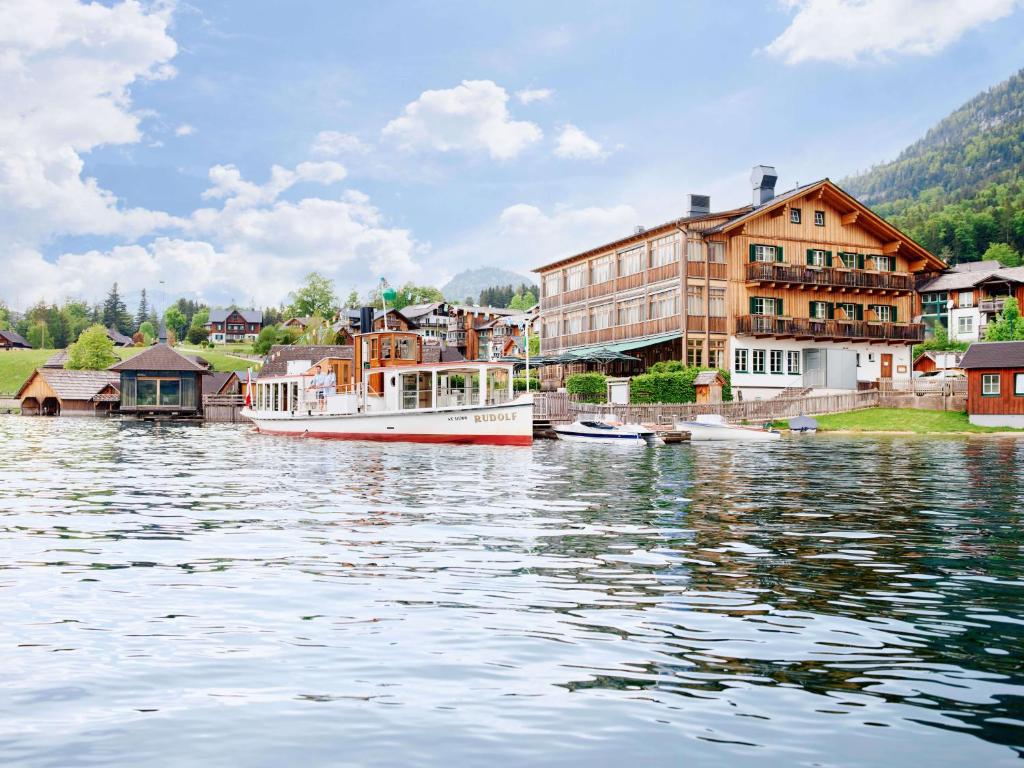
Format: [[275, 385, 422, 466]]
[[244, 368, 253, 407]]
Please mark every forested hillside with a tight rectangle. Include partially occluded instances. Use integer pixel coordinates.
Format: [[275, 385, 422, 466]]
[[844, 68, 1024, 265]]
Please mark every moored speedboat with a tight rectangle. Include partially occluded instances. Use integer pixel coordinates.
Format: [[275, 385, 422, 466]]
[[674, 413, 781, 442], [554, 415, 661, 445], [788, 415, 818, 434]]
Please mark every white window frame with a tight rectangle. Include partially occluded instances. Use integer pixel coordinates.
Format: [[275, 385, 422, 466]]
[[810, 301, 828, 320], [790, 208, 801, 224], [734, 348, 748, 373], [752, 297, 779, 316], [808, 249, 826, 267], [1015, 372, 1024, 396], [874, 255, 894, 272], [982, 374, 1000, 396], [754, 245, 777, 263], [814, 210, 825, 226], [957, 316, 973, 335], [874, 305, 893, 322], [751, 349, 766, 374], [648, 290, 678, 320], [769, 349, 783, 375], [787, 351, 801, 374], [959, 291, 974, 308]]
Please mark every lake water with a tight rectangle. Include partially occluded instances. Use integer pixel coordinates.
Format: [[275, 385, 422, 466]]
[[1, 416, 1023, 767]]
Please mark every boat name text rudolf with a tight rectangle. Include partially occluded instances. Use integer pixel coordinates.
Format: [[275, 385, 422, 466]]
[[474, 413, 518, 423]]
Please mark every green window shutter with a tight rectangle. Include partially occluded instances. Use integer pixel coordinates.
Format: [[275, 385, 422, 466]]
[[855, 304, 864, 321], [827, 302, 835, 319], [826, 250, 833, 267], [776, 298, 783, 316], [806, 248, 814, 265], [857, 253, 865, 270], [776, 245, 784, 263], [749, 244, 756, 262], [891, 306, 898, 323], [749, 296, 757, 314], [809, 300, 817, 316]]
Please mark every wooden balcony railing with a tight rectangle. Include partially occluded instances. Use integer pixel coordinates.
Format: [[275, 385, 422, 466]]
[[979, 298, 1006, 313], [736, 315, 925, 342], [745, 262, 915, 293]]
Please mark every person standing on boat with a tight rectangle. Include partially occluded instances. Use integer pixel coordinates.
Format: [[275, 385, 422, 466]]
[[323, 366, 337, 407], [308, 365, 326, 412]]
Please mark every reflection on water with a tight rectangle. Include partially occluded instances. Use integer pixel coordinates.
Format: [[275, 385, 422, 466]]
[[1, 416, 1022, 766]]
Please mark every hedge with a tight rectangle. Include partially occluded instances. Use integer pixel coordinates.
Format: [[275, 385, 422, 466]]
[[566, 372, 607, 403], [630, 366, 732, 404], [513, 376, 540, 392]]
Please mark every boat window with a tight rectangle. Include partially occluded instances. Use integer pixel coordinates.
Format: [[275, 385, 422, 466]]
[[396, 336, 414, 359], [580, 421, 615, 430], [381, 337, 392, 359]]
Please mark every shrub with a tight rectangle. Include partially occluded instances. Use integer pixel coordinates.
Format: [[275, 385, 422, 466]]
[[513, 376, 540, 392], [630, 367, 732, 404], [186, 325, 209, 345], [253, 327, 281, 355], [566, 372, 607, 403]]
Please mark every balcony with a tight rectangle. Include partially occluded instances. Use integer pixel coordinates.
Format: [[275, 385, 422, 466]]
[[745, 262, 915, 293], [446, 330, 467, 345], [736, 315, 924, 343], [979, 297, 1007, 313]]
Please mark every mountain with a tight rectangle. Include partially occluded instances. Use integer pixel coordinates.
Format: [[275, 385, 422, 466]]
[[845, 68, 1024, 209], [844, 68, 1024, 265], [441, 267, 537, 304]]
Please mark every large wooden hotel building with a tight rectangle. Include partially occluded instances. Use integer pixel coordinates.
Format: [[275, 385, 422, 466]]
[[534, 167, 945, 398]]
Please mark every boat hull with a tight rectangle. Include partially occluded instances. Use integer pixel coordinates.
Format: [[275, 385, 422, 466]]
[[676, 421, 781, 442], [553, 423, 658, 445], [243, 398, 533, 446]]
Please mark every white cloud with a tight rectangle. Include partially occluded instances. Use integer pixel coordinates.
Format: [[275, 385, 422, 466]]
[[0, 0, 181, 246], [311, 130, 368, 156], [553, 124, 607, 160], [516, 88, 554, 105], [766, 0, 1020, 65], [382, 79, 542, 160], [174, 123, 195, 136]]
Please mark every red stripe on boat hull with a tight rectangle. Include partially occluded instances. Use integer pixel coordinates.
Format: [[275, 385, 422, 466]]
[[254, 427, 532, 446]]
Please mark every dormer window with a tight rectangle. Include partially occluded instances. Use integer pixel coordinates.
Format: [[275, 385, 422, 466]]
[[790, 208, 801, 224]]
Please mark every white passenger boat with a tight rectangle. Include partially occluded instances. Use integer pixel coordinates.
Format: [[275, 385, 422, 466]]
[[554, 416, 661, 445], [242, 326, 532, 446], [674, 413, 781, 442]]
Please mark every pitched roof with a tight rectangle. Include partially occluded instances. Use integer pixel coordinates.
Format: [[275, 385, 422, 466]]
[[951, 260, 1002, 273], [339, 308, 418, 329], [960, 341, 1024, 369], [17, 369, 119, 400], [258, 344, 354, 377], [919, 264, 1024, 293], [209, 308, 263, 324], [694, 370, 725, 385], [206, 371, 239, 394], [0, 329, 30, 347], [399, 302, 446, 320], [108, 343, 209, 372], [44, 349, 69, 368], [106, 327, 134, 346]]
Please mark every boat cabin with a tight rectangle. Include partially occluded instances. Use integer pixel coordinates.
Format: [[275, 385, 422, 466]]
[[249, 330, 517, 417]]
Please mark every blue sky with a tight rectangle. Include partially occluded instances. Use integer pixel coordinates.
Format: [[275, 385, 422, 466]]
[[2, 0, 1023, 310]]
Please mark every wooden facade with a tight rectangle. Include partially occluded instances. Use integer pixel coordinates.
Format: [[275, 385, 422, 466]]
[[534, 177, 944, 394], [16, 369, 120, 417], [960, 341, 1024, 427]]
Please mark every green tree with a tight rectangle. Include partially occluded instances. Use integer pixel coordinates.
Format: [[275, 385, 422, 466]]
[[0, 303, 10, 331], [982, 242, 1022, 267], [135, 288, 150, 330], [253, 326, 282, 355], [984, 296, 1024, 340], [62, 301, 92, 343], [528, 334, 540, 357], [186, 325, 209, 345], [66, 324, 117, 370], [18, 302, 66, 348], [190, 307, 210, 330], [163, 306, 187, 341], [138, 320, 156, 343], [344, 288, 361, 309], [102, 283, 131, 335], [288, 272, 338, 317]]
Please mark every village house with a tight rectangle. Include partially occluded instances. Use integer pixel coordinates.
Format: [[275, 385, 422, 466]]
[[16, 369, 120, 417], [916, 261, 1024, 342], [399, 302, 452, 340], [444, 304, 518, 360], [0, 329, 30, 350], [110, 343, 212, 418], [476, 308, 537, 360], [206, 309, 263, 344], [337, 308, 415, 335], [959, 341, 1024, 427], [534, 167, 945, 398], [913, 349, 965, 376]]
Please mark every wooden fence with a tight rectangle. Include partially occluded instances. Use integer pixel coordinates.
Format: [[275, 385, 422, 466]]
[[202, 394, 249, 423], [534, 390, 878, 425]]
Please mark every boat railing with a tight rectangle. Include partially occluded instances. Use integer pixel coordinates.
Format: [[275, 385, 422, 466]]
[[397, 386, 513, 410]]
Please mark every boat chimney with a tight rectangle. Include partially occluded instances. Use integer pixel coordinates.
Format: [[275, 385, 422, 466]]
[[686, 194, 711, 217], [359, 306, 374, 333], [751, 165, 777, 206]]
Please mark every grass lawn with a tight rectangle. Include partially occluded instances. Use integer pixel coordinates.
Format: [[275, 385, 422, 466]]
[[794, 408, 1024, 434], [178, 345, 260, 372]]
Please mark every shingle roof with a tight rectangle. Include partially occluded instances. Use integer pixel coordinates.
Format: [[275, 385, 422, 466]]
[[0, 329, 30, 347], [44, 349, 69, 368], [959, 341, 1024, 369], [918, 264, 1024, 293], [106, 327, 134, 346], [108, 343, 209, 372], [209, 308, 263, 324], [399, 302, 446, 319], [258, 345, 354, 377], [951, 260, 1002, 273], [17, 369, 119, 400], [694, 371, 724, 385], [206, 371, 239, 394]]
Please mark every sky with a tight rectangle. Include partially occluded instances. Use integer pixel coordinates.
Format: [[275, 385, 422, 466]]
[[2, 0, 1024, 312]]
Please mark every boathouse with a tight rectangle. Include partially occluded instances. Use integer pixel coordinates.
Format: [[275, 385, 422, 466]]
[[16, 369, 120, 416], [0, 329, 31, 350], [960, 341, 1024, 428], [109, 343, 210, 418]]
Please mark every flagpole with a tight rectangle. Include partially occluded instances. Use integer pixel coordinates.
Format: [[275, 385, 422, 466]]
[[380, 277, 389, 330]]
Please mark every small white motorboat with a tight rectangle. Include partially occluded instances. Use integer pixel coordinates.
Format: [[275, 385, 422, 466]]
[[554, 415, 661, 445], [674, 413, 781, 442]]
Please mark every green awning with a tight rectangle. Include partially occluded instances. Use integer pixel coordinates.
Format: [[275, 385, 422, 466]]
[[563, 331, 682, 357]]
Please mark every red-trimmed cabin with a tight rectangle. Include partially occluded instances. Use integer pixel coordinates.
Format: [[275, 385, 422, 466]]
[[960, 341, 1024, 428]]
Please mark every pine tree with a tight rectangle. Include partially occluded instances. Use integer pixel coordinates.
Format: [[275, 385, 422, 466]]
[[101, 283, 131, 335], [135, 289, 149, 331]]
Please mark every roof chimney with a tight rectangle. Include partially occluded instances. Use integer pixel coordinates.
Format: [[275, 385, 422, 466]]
[[634, 225, 646, 235], [751, 165, 778, 207], [686, 194, 711, 218]]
